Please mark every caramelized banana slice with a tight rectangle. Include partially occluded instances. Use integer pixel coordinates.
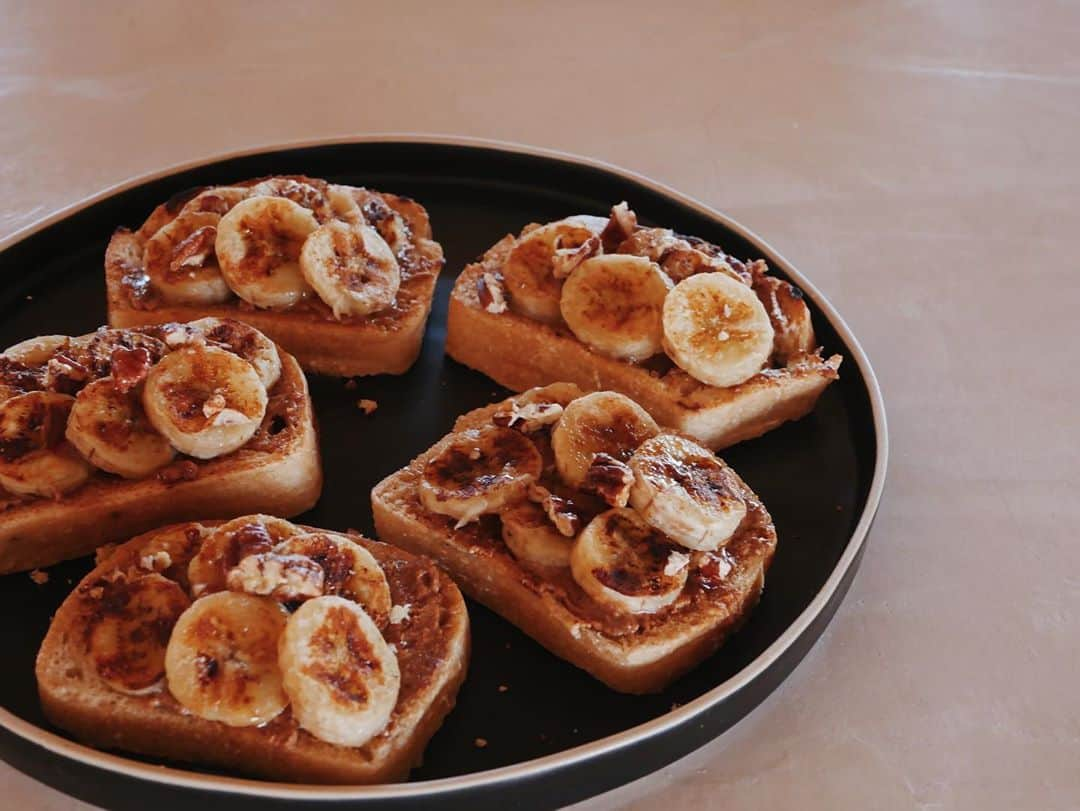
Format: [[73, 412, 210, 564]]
[[502, 216, 608, 325], [178, 186, 249, 217], [662, 272, 774, 387], [248, 177, 334, 222], [559, 255, 672, 361], [66, 377, 175, 478], [628, 434, 747, 551], [2, 335, 69, 365], [299, 220, 401, 318], [274, 532, 392, 627], [142, 344, 267, 459], [279, 595, 400, 747], [353, 190, 412, 256], [569, 508, 688, 614], [165, 591, 288, 727], [419, 426, 543, 527], [500, 499, 574, 569], [143, 211, 233, 305], [215, 196, 318, 308], [551, 391, 659, 489], [188, 515, 303, 598], [88, 573, 190, 695], [752, 276, 815, 364], [0, 391, 91, 497], [326, 184, 365, 225], [186, 317, 281, 390]]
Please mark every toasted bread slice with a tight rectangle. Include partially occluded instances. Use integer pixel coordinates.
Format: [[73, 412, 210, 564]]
[[105, 177, 444, 377], [0, 337, 321, 574], [446, 225, 841, 450], [36, 519, 469, 784], [372, 383, 777, 694]]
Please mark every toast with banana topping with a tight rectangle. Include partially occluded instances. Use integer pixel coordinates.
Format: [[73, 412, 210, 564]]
[[0, 320, 321, 573], [36, 515, 469, 783], [446, 204, 841, 449], [372, 383, 777, 694], [105, 175, 444, 377]]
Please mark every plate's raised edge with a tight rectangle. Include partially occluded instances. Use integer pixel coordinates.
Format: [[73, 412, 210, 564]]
[[0, 134, 889, 801]]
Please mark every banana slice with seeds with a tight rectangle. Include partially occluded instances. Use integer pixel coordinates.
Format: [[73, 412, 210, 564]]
[[66, 377, 175, 478], [274, 532, 392, 627], [628, 434, 747, 551], [88, 573, 190, 695], [420, 426, 543, 527], [142, 344, 267, 460], [165, 591, 288, 727], [551, 391, 659, 489], [569, 508, 688, 614], [299, 220, 401, 318], [559, 254, 672, 361], [502, 216, 608, 325], [188, 515, 303, 598], [662, 272, 774, 387], [0, 391, 91, 497], [186, 317, 281, 390], [215, 196, 318, 309], [279, 595, 400, 747], [143, 211, 233, 305]]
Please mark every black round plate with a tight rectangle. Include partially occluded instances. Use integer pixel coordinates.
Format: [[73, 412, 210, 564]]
[[0, 138, 886, 810]]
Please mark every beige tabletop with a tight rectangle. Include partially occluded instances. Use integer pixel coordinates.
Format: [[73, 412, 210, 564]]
[[1, 1, 1076, 809]]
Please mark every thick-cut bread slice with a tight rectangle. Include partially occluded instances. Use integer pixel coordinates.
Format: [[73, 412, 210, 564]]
[[372, 383, 777, 694], [0, 351, 321, 574], [446, 234, 841, 450], [36, 519, 469, 784], [105, 180, 444, 377]]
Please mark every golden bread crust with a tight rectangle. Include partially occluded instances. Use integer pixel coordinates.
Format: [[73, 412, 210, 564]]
[[35, 520, 469, 784], [0, 352, 321, 573], [447, 235, 841, 449], [372, 384, 776, 694], [105, 180, 444, 377]]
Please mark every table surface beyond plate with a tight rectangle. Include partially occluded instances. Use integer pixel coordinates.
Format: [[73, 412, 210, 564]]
[[0, 1, 1076, 810]]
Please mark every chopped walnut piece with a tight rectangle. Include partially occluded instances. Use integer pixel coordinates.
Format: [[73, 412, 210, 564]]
[[226, 552, 325, 601], [44, 352, 90, 394], [527, 483, 581, 537], [583, 452, 634, 507], [211, 408, 248, 426], [202, 391, 228, 419], [356, 398, 378, 415], [110, 347, 152, 394], [492, 401, 564, 433], [156, 460, 199, 483], [168, 225, 217, 277], [29, 569, 49, 585], [477, 272, 508, 314], [664, 550, 691, 577], [551, 234, 601, 279], [599, 201, 638, 252], [139, 550, 173, 573]]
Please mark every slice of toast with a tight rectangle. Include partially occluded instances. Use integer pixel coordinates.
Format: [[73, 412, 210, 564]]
[[446, 224, 841, 450], [105, 177, 445, 377], [0, 336, 321, 574], [36, 519, 469, 784], [372, 383, 777, 694]]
